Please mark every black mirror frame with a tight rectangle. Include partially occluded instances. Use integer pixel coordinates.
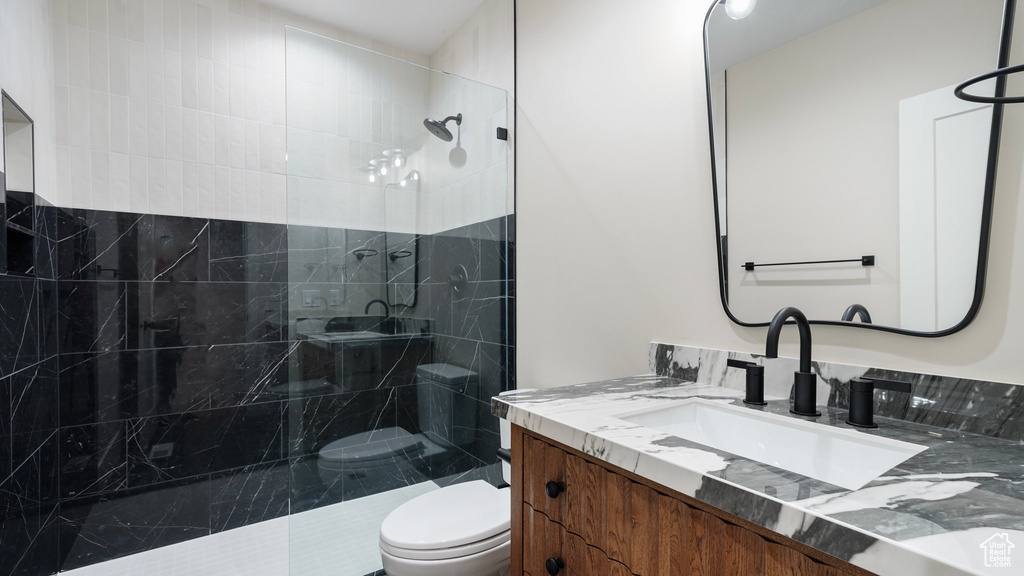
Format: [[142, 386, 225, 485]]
[[703, 0, 1016, 337]]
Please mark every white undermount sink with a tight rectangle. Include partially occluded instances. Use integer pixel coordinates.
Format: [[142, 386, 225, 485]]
[[615, 399, 926, 491]]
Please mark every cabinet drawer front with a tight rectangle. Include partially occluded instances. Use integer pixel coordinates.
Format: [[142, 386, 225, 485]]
[[523, 435, 568, 524], [521, 433, 867, 576], [523, 503, 631, 576]]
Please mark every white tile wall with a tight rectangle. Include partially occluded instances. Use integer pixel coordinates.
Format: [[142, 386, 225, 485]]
[[51, 0, 431, 225], [285, 28, 431, 234], [428, 0, 515, 229], [431, 0, 515, 97], [284, 14, 515, 237], [0, 0, 57, 204], [3, 0, 512, 228]]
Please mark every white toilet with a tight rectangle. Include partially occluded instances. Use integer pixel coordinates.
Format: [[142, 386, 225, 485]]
[[317, 426, 434, 499], [317, 364, 479, 499], [377, 390, 524, 576]]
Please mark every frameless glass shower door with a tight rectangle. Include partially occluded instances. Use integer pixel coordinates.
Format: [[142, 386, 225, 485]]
[[284, 28, 512, 575]]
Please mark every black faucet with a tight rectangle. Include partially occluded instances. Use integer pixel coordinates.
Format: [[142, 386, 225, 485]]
[[841, 304, 872, 323], [364, 299, 390, 317], [726, 359, 766, 406], [765, 307, 821, 417], [846, 377, 911, 428]]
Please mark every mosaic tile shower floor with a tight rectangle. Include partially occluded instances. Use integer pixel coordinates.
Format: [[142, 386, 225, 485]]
[[60, 481, 438, 576]]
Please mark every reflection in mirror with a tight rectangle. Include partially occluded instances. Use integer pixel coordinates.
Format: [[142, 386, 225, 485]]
[[706, 0, 1011, 335], [384, 169, 421, 308], [385, 232, 419, 307]]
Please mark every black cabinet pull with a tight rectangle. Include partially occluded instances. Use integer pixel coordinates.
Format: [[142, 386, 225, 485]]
[[545, 481, 565, 498], [545, 557, 565, 575]]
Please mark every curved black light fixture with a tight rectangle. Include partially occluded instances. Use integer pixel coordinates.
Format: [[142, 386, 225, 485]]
[[955, 62, 1024, 104]]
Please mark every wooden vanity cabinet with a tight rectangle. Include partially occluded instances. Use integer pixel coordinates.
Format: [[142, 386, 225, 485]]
[[511, 426, 875, 576]]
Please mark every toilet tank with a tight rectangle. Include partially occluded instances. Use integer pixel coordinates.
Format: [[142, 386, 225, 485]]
[[416, 364, 480, 450], [498, 389, 532, 485]]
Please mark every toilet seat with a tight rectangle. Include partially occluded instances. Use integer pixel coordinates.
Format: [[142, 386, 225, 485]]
[[318, 427, 423, 467], [380, 481, 511, 561]]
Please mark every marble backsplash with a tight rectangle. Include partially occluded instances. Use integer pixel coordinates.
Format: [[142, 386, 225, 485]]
[[650, 343, 1024, 443]]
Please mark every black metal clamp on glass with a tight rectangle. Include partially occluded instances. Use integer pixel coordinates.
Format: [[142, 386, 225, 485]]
[[726, 359, 766, 406], [743, 255, 874, 271], [847, 377, 912, 428]]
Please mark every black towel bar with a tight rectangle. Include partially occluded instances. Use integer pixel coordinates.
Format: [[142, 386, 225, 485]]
[[743, 255, 874, 271]]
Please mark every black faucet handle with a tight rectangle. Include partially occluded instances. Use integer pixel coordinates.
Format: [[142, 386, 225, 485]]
[[851, 377, 911, 394], [727, 359, 766, 406], [847, 377, 911, 428]]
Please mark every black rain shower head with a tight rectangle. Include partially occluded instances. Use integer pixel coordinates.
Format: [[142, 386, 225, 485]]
[[423, 113, 462, 142]]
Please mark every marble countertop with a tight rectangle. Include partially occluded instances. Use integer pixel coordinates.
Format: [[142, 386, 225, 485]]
[[492, 376, 1024, 576]]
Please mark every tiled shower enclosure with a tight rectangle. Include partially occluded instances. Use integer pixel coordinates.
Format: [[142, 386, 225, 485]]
[[0, 27, 512, 576]]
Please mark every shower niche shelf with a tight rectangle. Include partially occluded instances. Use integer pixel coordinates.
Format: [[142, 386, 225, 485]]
[[2, 92, 36, 277], [5, 192, 36, 276]]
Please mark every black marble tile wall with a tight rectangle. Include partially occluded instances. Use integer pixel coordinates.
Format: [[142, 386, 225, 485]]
[[0, 171, 7, 275], [58, 477, 212, 571], [0, 196, 60, 576], [1, 410, 59, 576], [210, 220, 289, 283], [34, 201, 58, 282], [209, 462, 290, 533], [0, 204, 514, 575], [49, 208, 294, 570], [413, 216, 514, 473], [0, 505, 58, 576], [0, 277, 44, 377]]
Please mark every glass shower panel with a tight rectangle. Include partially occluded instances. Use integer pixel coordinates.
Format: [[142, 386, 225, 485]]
[[284, 28, 512, 576]]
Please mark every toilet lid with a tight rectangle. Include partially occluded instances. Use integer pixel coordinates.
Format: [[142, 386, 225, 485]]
[[318, 427, 423, 464], [380, 481, 510, 554]]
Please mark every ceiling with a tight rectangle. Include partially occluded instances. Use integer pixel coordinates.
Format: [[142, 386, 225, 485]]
[[707, 0, 890, 71], [261, 0, 487, 55]]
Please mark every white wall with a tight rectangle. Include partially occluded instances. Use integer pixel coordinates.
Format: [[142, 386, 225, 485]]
[[516, 0, 1024, 388], [0, 0, 56, 204]]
